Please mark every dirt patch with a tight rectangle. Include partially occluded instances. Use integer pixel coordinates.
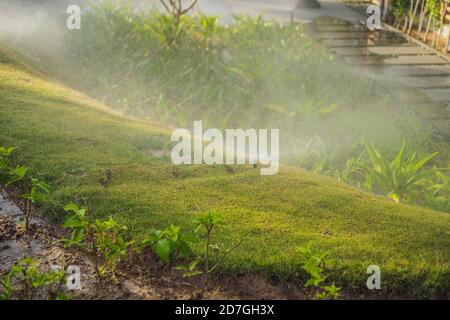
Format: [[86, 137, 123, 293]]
[[0, 192, 413, 300], [1, 192, 318, 300]]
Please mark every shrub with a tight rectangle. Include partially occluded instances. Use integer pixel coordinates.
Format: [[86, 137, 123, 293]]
[[358, 140, 437, 203], [424, 170, 450, 212]]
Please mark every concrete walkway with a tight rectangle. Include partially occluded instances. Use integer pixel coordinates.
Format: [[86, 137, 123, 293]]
[[199, 0, 363, 23], [199, 0, 450, 135], [304, 15, 450, 134]]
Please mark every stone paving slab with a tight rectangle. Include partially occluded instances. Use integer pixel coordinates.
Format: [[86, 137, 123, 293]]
[[396, 76, 450, 88], [315, 31, 401, 39], [312, 25, 367, 32], [331, 46, 432, 56], [324, 37, 410, 47], [348, 55, 448, 65], [377, 87, 431, 102], [377, 65, 450, 76], [408, 102, 450, 119], [432, 119, 450, 134], [422, 88, 450, 102], [312, 20, 356, 27], [384, 55, 448, 65]]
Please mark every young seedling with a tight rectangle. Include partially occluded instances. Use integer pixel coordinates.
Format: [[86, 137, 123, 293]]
[[21, 177, 49, 233], [175, 258, 203, 278], [141, 225, 193, 269], [0, 272, 12, 300], [191, 212, 244, 289], [297, 243, 341, 300], [0, 146, 49, 233], [93, 217, 134, 279], [316, 283, 341, 300], [63, 203, 101, 276], [63, 203, 132, 279], [9, 257, 66, 300], [193, 212, 223, 275], [0, 146, 16, 177]]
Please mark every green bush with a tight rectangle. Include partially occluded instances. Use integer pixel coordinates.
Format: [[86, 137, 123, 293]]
[[358, 140, 438, 203], [58, 3, 374, 143]]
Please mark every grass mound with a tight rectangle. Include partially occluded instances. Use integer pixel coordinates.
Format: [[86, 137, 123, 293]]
[[0, 46, 449, 298], [35, 4, 447, 213]]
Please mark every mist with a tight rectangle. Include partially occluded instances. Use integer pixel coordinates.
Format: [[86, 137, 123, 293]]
[[0, 0, 445, 170]]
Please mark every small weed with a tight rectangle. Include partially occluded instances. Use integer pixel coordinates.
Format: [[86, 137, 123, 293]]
[[191, 212, 244, 288], [5, 257, 67, 300], [0, 146, 49, 233], [141, 225, 193, 268], [193, 212, 223, 275], [63, 203, 133, 279], [297, 244, 341, 300], [175, 258, 203, 278], [0, 272, 12, 300]]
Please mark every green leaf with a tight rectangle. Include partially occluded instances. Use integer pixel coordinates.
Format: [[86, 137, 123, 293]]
[[64, 203, 80, 212], [72, 228, 86, 243], [389, 192, 400, 203], [63, 218, 85, 228], [412, 152, 438, 173], [178, 240, 192, 257], [391, 141, 406, 170], [153, 239, 171, 262]]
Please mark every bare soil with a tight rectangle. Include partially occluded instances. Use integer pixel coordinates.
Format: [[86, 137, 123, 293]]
[[0, 193, 316, 300]]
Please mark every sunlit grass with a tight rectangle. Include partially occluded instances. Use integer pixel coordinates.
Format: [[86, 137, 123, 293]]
[[1, 47, 449, 297]]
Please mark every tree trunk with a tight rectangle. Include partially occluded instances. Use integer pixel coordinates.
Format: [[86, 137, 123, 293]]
[[408, 0, 421, 34], [424, 15, 432, 41], [417, 0, 427, 34], [382, 0, 391, 22]]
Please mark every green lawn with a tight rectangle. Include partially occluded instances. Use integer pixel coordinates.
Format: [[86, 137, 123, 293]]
[[0, 46, 449, 298]]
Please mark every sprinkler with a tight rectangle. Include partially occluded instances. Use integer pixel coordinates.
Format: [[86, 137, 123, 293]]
[[296, 0, 321, 9]]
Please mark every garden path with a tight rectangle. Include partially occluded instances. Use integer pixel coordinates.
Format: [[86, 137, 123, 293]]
[[207, 0, 450, 135]]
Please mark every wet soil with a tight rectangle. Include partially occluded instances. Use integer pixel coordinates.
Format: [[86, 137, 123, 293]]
[[0, 192, 314, 300]]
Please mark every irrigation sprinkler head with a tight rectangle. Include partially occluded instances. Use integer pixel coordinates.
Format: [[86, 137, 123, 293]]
[[296, 0, 321, 9]]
